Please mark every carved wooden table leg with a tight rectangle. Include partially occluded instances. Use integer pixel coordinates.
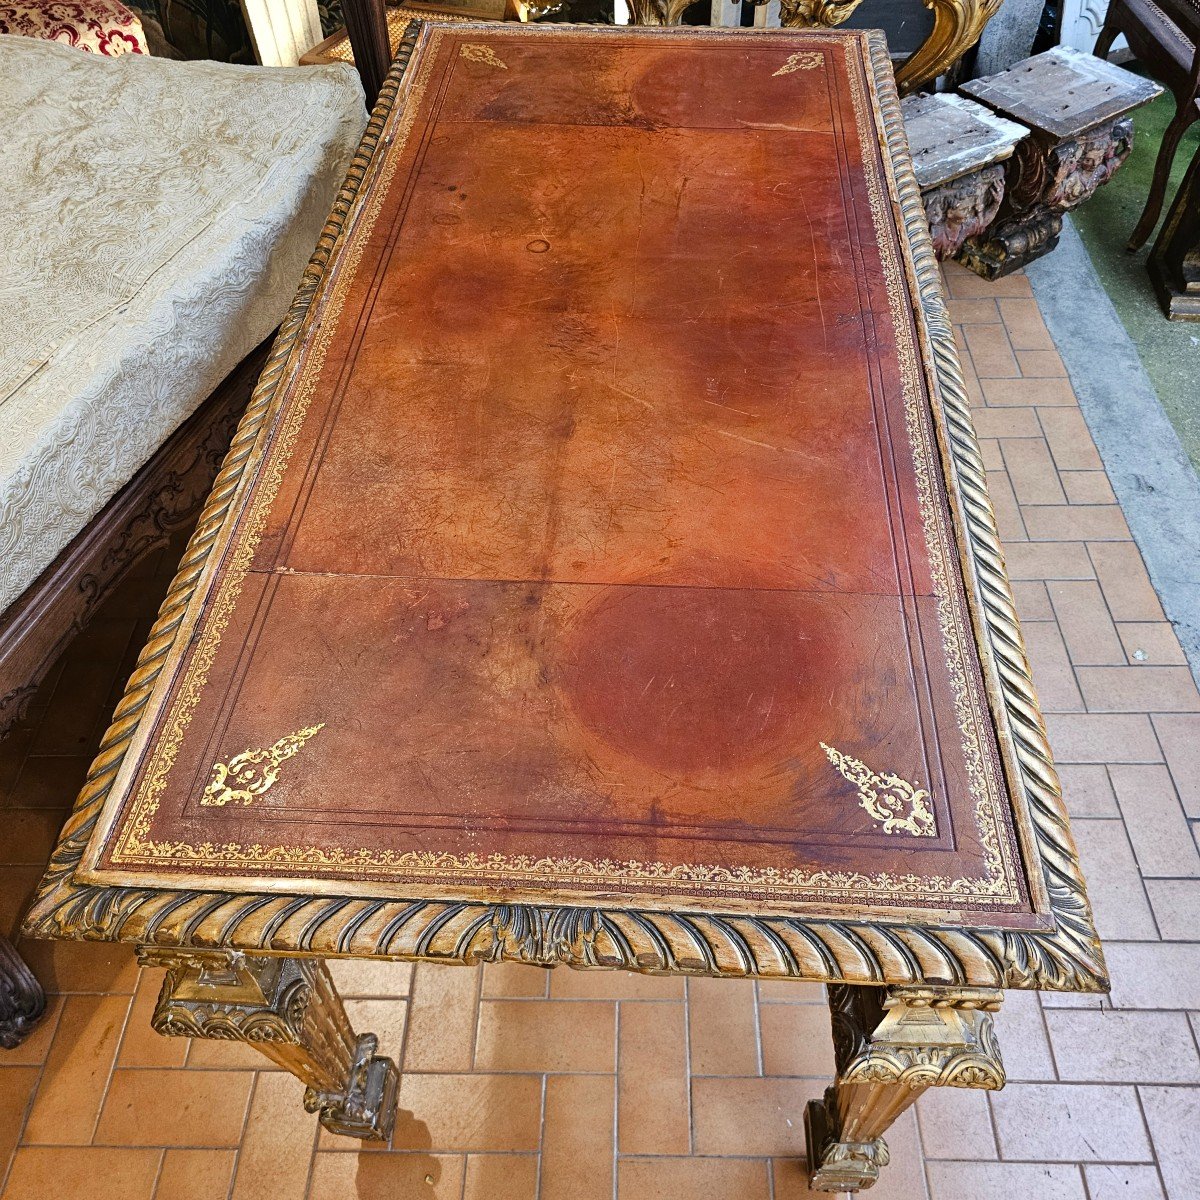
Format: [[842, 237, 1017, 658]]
[[805, 985, 1004, 1193], [0, 935, 46, 1049], [139, 948, 398, 1140]]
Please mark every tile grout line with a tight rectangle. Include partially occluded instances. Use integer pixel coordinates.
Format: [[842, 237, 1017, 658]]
[[1132, 1084, 1171, 1200], [611, 1000, 619, 1200], [148, 1147, 167, 1200], [226, 1070, 260, 1200], [533, 1072, 548, 1200], [469, 964, 484, 1072], [0, 997, 62, 1196], [752, 979, 764, 1078], [298, 1075, 323, 1200]]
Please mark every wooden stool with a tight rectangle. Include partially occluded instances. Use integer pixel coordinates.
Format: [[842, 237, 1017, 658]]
[[901, 92, 1027, 261], [959, 46, 1161, 279], [1149, 99, 1200, 320]]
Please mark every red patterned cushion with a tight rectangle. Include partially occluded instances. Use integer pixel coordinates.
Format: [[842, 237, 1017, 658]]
[[0, 0, 147, 54]]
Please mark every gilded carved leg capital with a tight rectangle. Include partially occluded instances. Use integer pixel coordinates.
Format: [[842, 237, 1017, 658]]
[[139, 948, 398, 1141], [806, 984, 1004, 1192]]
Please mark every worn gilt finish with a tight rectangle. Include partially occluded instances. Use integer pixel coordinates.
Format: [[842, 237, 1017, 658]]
[[819, 743, 936, 837], [21, 27, 1105, 999], [200, 723, 325, 807], [20, 26, 1106, 1189], [141, 946, 398, 1139], [807, 985, 1004, 1190]]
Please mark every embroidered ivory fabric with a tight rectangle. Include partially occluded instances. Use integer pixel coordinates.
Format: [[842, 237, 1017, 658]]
[[0, 36, 365, 611]]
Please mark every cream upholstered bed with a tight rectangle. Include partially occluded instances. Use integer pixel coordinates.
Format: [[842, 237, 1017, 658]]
[[0, 36, 367, 612]]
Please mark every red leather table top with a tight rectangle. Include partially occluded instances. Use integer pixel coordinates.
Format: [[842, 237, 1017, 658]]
[[78, 24, 1040, 926]]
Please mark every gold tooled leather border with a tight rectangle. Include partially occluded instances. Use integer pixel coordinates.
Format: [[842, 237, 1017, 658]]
[[92, 24, 1020, 909], [23, 23, 1106, 992]]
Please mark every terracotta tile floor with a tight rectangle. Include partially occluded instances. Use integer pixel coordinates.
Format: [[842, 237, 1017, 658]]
[[3, 261, 1199, 1200]]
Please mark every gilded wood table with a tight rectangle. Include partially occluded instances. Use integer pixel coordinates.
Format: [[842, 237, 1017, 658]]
[[25, 23, 1106, 1193]]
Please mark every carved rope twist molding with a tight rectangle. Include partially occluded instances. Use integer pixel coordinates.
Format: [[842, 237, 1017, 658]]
[[863, 34, 1105, 991], [22, 30, 1106, 995]]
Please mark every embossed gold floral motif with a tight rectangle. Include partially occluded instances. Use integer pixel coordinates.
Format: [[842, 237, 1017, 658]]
[[201, 724, 325, 807], [772, 50, 825, 75], [459, 43, 507, 70], [820, 743, 936, 837]]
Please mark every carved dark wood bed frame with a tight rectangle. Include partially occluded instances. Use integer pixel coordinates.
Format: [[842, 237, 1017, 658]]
[[0, 341, 269, 1047]]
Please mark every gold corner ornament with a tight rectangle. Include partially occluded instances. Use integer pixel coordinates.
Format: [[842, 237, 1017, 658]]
[[201, 724, 325, 807], [459, 43, 507, 70], [772, 50, 825, 76], [820, 742, 936, 837]]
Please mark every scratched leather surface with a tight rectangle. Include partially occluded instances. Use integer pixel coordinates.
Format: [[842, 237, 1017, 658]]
[[93, 25, 1035, 920]]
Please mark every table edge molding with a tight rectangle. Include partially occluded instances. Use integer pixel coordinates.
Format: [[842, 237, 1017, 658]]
[[21, 24, 1107, 995]]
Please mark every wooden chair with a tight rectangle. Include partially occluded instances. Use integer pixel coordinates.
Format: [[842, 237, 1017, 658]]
[[1094, 0, 1200, 250], [342, 0, 391, 107]]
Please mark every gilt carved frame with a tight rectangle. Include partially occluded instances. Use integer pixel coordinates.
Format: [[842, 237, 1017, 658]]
[[893, 0, 1004, 92], [23, 26, 1107, 996]]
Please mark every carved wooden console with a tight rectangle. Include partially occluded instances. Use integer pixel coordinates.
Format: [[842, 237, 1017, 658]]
[[902, 92, 1028, 260], [959, 46, 1162, 279]]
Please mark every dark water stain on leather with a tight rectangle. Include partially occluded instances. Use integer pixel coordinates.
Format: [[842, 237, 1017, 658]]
[[559, 583, 827, 778]]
